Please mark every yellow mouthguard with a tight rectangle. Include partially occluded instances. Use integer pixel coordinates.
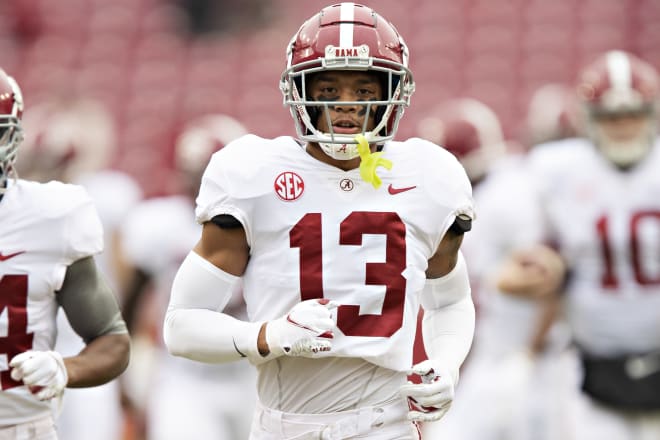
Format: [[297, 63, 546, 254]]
[[356, 134, 392, 189]]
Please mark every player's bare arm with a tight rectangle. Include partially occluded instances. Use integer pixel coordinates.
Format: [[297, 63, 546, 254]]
[[496, 244, 566, 299], [10, 256, 130, 402], [193, 216, 249, 276], [426, 222, 467, 279]]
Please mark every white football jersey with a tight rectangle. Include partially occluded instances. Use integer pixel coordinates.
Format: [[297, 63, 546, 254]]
[[74, 170, 143, 288], [462, 155, 549, 357], [121, 195, 197, 281], [527, 138, 660, 356], [0, 179, 102, 424], [196, 134, 474, 372]]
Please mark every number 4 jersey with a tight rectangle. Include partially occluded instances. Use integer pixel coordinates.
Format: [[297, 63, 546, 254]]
[[196, 135, 474, 372], [0, 179, 103, 424]]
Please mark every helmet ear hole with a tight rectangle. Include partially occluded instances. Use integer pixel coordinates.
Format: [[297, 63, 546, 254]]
[[305, 106, 320, 134], [374, 106, 387, 134]]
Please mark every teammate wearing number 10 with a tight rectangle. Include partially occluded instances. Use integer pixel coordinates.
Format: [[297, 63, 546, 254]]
[[498, 51, 660, 440], [164, 3, 475, 439]]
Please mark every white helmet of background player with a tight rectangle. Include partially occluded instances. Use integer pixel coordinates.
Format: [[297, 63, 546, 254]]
[[576, 50, 659, 168], [19, 97, 115, 182], [280, 2, 415, 160], [417, 98, 507, 185], [525, 83, 579, 147], [174, 114, 248, 176], [0, 68, 24, 193]]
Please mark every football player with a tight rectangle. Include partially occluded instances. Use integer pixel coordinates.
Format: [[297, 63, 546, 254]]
[[417, 98, 576, 440], [497, 50, 660, 440], [17, 94, 143, 440], [118, 114, 255, 440], [163, 3, 476, 439], [0, 68, 130, 438]]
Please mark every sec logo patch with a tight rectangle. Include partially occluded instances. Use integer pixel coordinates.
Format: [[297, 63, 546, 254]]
[[274, 172, 305, 201]]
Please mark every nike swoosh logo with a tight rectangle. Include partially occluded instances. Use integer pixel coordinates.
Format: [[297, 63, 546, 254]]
[[0, 251, 25, 262], [388, 184, 417, 195], [232, 338, 247, 358]]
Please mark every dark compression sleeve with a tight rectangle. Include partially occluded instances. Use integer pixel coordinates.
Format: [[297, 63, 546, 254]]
[[57, 256, 129, 344]]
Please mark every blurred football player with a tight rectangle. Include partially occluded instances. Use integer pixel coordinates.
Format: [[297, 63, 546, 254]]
[[497, 50, 660, 440], [118, 114, 255, 440], [416, 98, 575, 440], [163, 3, 476, 439], [17, 94, 143, 440], [0, 68, 130, 438], [417, 97, 509, 187]]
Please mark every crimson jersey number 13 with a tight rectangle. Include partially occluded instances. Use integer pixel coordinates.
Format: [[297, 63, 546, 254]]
[[290, 212, 407, 338]]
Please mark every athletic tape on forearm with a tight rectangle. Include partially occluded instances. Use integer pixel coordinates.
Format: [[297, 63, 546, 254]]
[[163, 251, 264, 364]]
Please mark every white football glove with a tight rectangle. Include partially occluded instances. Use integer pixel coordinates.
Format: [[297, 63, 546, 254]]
[[10, 350, 68, 401], [266, 298, 338, 357], [399, 360, 458, 422]]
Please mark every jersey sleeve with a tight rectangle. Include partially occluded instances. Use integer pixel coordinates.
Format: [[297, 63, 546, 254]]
[[418, 139, 475, 249], [195, 134, 266, 245], [119, 204, 158, 273], [119, 199, 184, 275], [61, 184, 104, 263]]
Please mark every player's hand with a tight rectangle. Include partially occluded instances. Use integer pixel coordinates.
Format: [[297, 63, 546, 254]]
[[10, 350, 68, 401], [496, 244, 566, 299], [399, 360, 458, 422], [265, 299, 338, 357]]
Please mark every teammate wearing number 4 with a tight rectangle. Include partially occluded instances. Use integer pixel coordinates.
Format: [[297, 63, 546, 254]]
[[498, 51, 660, 440], [0, 68, 130, 438], [164, 3, 475, 439]]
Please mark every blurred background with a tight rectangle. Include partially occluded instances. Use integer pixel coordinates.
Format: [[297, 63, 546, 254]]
[[1, 0, 658, 197], [3, 1, 659, 439]]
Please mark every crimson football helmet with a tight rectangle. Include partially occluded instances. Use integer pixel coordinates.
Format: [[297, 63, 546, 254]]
[[0, 68, 24, 193], [280, 2, 415, 160], [417, 98, 506, 184], [174, 114, 247, 175], [576, 50, 659, 168]]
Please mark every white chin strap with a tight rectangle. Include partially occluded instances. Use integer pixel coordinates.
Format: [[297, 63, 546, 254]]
[[319, 141, 360, 160], [318, 131, 378, 160]]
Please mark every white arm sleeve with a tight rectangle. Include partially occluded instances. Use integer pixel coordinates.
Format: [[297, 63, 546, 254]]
[[163, 251, 264, 364], [420, 252, 475, 381]]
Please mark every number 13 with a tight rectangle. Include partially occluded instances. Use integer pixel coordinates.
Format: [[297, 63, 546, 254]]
[[290, 212, 407, 337]]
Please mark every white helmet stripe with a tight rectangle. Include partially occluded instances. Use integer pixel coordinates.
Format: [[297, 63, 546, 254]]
[[339, 2, 355, 47], [607, 50, 632, 92]]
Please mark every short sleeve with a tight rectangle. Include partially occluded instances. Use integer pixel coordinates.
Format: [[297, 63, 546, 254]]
[[63, 186, 104, 262], [194, 135, 256, 229]]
